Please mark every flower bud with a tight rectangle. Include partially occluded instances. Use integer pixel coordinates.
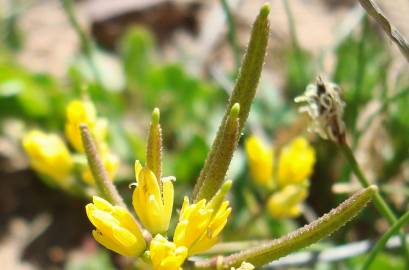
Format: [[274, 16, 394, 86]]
[[150, 234, 187, 270], [85, 196, 146, 257], [277, 137, 315, 187], [245, 135, 274, 188], [23, 130, 73, 186], [132, 161, 174, 234]]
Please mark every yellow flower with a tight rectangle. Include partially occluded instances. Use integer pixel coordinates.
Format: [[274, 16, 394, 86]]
[[267, 184, 308, 218], [150, 234, 187, 270], [132, 161, 174, 234], [22, 130, 73, 185], [245, 135, 274, 188], [65, 100, 107, 152], [85, 196, 146, 257], [277, 137, 315, 186], [82, 152, 119, 185], [173, 196, 231, 255]]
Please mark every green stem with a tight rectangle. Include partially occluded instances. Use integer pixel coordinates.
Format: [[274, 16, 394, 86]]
[[220, 0, 241, 74], [362, 211, 409, 270], [146, 108, 162, 184], [339, 142, 409, 263], [80, 124, 125, 207], [80, 124, 152, 243], [61, 0, 102, 85], [282, 0, 306, 87]]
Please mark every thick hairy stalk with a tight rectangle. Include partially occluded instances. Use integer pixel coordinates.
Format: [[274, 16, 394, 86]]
[[195, 186, 377, 269]]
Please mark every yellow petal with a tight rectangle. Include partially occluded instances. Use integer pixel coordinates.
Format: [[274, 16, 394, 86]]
[[134, 160, 142, 180], [112, 206, 140, 234], [112, 225, 137, 247], [93, 196, 113, 211], [92, 229, 133, 257], [162, 178, 174, 227]]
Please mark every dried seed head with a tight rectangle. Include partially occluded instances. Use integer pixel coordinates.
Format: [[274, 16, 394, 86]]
[[295, 76, 346, 144]]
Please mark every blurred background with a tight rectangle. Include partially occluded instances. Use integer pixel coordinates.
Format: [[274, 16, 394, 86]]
[[0, 0, 409, 269]]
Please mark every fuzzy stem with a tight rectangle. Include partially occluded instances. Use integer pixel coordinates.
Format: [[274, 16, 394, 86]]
[[192, 4, 270, 201], [80, 124, 125, 207], [146, 108, 162, 185], [339, 142, 409, 262], [362, 211, 409, 270], [195, 186, 377, 269], [61, 0, 102, 85], [195, 104, 240, 201]]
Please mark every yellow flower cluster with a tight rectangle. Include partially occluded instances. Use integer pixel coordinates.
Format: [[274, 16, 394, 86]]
[[65, 100, 119, 185], [82, 106, 232, 269], [277, 137, 315, 187], [245, 136, 273, 188], [174, 196, 232, 255], [245, 135, 316, 218], [65, 100, 100, 152], [22, 99, 119, 188], [150, 235, 188, 270], [86, 166, 231, 269], [23, 130, 73, 186], [267, 183, 308, 218]]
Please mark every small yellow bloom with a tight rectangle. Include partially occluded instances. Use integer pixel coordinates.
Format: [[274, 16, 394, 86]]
[[150, 234, 187, 270], [65, 100, 107, 152], [85, 196, 146, 257], [82, 152, 119, 185], [267, 184, 308, 218], [245, 135, 274, 188], [277, 137, 315, 186], [173, 196, 231, 255], [22, 130, 73, 185], [132, 161, 174, 234]]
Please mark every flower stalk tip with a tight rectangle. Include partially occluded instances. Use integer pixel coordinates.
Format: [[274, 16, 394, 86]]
[[260, 3, 270, 17], [230, 103, 240, 118], [152, 107, 160, 125], [147, 107, 163, 182]]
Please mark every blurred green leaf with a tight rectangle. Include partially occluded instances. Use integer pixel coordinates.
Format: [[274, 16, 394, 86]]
[[66, 250, 114, 270], [351, 252, 405, 270], [172, 135, 208, 183], [120, 26, 155, 88], [285, 47, 314, 99]]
